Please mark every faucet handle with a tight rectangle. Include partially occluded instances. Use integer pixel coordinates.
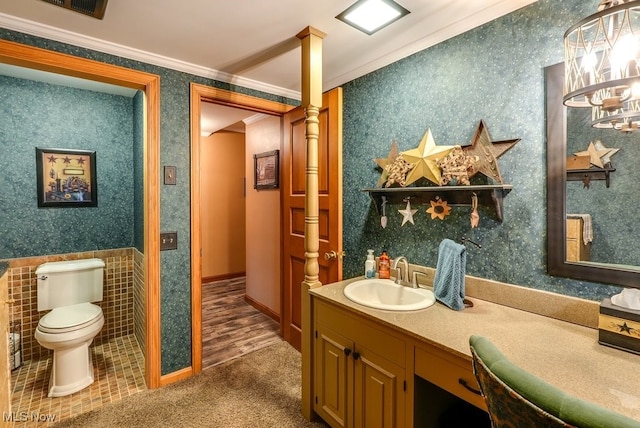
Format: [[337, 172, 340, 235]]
[[412, 271, 429, 289]]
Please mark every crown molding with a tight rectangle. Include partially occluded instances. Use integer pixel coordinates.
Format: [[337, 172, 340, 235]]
[[0, 13, 301, 101]]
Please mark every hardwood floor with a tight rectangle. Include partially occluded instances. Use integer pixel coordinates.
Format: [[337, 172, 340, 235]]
[[202, 277, 282, 369]]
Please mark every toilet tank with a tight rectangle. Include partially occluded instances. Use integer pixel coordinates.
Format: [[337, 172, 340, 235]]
[[36, 258, 105, 311]]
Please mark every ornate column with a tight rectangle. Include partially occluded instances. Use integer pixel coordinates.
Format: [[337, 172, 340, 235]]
[[297, 25, 325, 420]]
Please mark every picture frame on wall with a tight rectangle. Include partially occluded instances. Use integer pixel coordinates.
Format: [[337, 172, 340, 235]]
[[253, 149, 279, 190], [35, 147, 98, 207]]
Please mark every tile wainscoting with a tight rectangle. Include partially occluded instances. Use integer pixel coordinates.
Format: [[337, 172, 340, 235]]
[[3, 248, 144, 362]]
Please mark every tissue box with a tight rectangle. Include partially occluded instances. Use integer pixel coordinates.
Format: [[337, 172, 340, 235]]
[[598, 298, 640, 355]]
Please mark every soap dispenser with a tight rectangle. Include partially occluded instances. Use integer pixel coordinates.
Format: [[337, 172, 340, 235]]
[[378, 249, 390, 279], [365, 250, 376, 278]]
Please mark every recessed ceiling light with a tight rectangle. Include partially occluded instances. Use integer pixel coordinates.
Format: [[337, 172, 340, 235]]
[[336, 0, 410, 35]]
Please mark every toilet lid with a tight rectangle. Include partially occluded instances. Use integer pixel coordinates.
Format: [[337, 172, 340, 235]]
[[39, 302, 102, 332]]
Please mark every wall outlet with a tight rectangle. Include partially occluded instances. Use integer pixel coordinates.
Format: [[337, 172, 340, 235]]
[[160, 232, 178, 250]]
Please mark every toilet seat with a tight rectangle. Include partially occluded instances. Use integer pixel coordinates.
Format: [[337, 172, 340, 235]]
[[38, 302, 103, 334]]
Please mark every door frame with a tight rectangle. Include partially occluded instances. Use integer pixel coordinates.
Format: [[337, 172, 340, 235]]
[[189, 83, 294, 373], [0, 39, 162, 388]]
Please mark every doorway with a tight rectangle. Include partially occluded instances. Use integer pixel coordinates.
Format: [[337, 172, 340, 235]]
[[0, 39, 161, 415], [189, 83, 294, 373]]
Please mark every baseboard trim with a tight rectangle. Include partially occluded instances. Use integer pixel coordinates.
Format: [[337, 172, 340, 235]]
[[160, 366, 193, 386], [245, 294, 280, 323], [202, 272, 246, 283]]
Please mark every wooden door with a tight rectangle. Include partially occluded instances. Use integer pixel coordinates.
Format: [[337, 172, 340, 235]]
[[315, 325, 353, 428], [282, 88, 343, 350], [0, 272, 11, 418], [354, 349, 405, 428]]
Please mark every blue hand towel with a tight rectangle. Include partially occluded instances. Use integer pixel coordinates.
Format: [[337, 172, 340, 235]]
[[433, 238, 467, 311]]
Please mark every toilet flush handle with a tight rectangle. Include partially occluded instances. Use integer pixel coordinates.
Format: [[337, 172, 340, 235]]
[[38, 275, 48, 281]]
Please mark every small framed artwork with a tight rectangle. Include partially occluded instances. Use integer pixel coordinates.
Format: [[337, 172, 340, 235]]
[[254, 149, 279, 190], [35, 147, 97, 207]]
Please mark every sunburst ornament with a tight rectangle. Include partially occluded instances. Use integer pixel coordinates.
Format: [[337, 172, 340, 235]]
[[401, 129, 454, 186], [398, 199, 418, 226], [426, 198, 451, 220], [374, 140, 399, 187]]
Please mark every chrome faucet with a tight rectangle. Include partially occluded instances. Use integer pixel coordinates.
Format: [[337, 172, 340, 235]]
[[391, 256, 409, 285]]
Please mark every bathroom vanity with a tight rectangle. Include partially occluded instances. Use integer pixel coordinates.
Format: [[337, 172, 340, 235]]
[[310, 272, 640, 427]]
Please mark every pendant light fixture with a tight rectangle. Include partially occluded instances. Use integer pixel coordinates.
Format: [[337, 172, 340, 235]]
[[564, 0, 640, 132]]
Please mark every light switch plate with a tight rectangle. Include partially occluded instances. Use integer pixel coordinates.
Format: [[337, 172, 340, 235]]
[[164, 166, 177, 185], [160, 232, 178, 250]]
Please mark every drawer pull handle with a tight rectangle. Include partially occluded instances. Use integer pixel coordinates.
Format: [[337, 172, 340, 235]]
[[458, 378, 482, 396], [344, 348, 352, 357], [352, 351, 361, 360]]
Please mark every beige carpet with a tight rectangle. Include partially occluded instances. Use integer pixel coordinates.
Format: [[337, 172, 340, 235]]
[[54, 340, 329, 428]]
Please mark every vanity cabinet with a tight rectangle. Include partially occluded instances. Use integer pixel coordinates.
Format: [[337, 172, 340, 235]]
[[314, 299, 406, 428]]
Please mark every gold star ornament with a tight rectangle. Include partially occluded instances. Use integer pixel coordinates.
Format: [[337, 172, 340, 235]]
[[574, 141, 611, 169], [401, 129, 454, 186]]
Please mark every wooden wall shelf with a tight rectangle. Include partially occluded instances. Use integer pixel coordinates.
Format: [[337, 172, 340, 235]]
[[566, 163, 615, 188], [363, 184, 513, 222]]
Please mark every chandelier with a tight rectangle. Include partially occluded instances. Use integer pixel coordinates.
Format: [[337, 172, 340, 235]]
[[564, 0, 640, 132]]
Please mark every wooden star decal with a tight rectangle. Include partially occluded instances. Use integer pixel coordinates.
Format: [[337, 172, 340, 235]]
[[401, 129, 454, 186], [617, 322, 634, 335], [374, 140, 399, 187], [462, 120, 519, 184], [398, 200, 418, 226], [574, 142, 610, 169]]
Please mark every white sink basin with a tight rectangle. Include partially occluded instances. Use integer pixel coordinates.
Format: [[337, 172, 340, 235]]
[[343, 279, 436, 311]]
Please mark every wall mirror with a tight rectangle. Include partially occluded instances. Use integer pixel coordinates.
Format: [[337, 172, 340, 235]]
[[546, 62, 640, 289]]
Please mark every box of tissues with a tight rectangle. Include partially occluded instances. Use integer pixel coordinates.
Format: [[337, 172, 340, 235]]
[[598, 289, 640, 355]]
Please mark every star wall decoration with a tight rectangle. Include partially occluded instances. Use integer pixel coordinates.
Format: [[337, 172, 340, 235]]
[[574, 141, 611, 168], [401, 129, 454, 186], [462, 120, 520, 184], [374, 140, 399, 187], [398, 199, 418, 226], [593, 140, 620, 166]]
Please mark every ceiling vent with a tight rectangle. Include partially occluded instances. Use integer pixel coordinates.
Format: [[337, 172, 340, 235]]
[[41, 0, 108, 20]]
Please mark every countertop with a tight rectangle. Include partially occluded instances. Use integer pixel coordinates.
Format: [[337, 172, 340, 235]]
[[310, 277, 640, 422]]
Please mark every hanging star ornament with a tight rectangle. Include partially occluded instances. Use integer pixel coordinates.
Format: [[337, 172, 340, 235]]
[[398, 199, 418, 226], [462, 120, 520, 184], [374, 140, 399, 187], [401, 129, 454, 186]]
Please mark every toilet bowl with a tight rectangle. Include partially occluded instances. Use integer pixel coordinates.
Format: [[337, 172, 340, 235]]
[[35, 302, 104, 397]]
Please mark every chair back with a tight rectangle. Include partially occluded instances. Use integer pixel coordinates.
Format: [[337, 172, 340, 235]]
[[469, 335, 640, 428]]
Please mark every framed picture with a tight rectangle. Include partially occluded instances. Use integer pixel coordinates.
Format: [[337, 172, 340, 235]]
[[35, 147, 97, 207], [254, 149, 279, 190]]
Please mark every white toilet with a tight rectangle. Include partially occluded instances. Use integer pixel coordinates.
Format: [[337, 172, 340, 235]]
[[34, 258, 105, 397]]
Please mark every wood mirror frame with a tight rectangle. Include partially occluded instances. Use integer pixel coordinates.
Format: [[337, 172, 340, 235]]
[[546, 62, 640, 289]]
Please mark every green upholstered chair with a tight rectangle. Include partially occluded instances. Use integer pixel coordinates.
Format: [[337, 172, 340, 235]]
[[469, 335, 640, 428]]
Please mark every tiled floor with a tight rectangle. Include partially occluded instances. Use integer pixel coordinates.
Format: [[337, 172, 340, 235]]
[[9, 334, 146, 427]]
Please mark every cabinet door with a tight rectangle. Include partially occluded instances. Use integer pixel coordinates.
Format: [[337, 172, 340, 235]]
[[354, 347, 405, 428], [315, 326, 354, 428]]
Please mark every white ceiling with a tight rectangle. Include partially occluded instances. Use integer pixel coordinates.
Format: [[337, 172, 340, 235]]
[[0, 0, 539, 133]]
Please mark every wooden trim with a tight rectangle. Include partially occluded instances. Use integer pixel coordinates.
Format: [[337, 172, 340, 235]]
[[546, 62, 640, 288], [202, 272, 246, 284], [0, 39, 162, 389], [159, 366, 193, 387], [190, 83, 294, 378], [245, 294, 280, 323]]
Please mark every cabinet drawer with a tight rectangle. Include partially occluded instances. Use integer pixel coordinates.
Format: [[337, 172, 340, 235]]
[[415, 345, 487, 411]]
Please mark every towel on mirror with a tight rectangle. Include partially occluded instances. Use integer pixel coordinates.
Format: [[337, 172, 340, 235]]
[[433, 238, 467, 311]]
